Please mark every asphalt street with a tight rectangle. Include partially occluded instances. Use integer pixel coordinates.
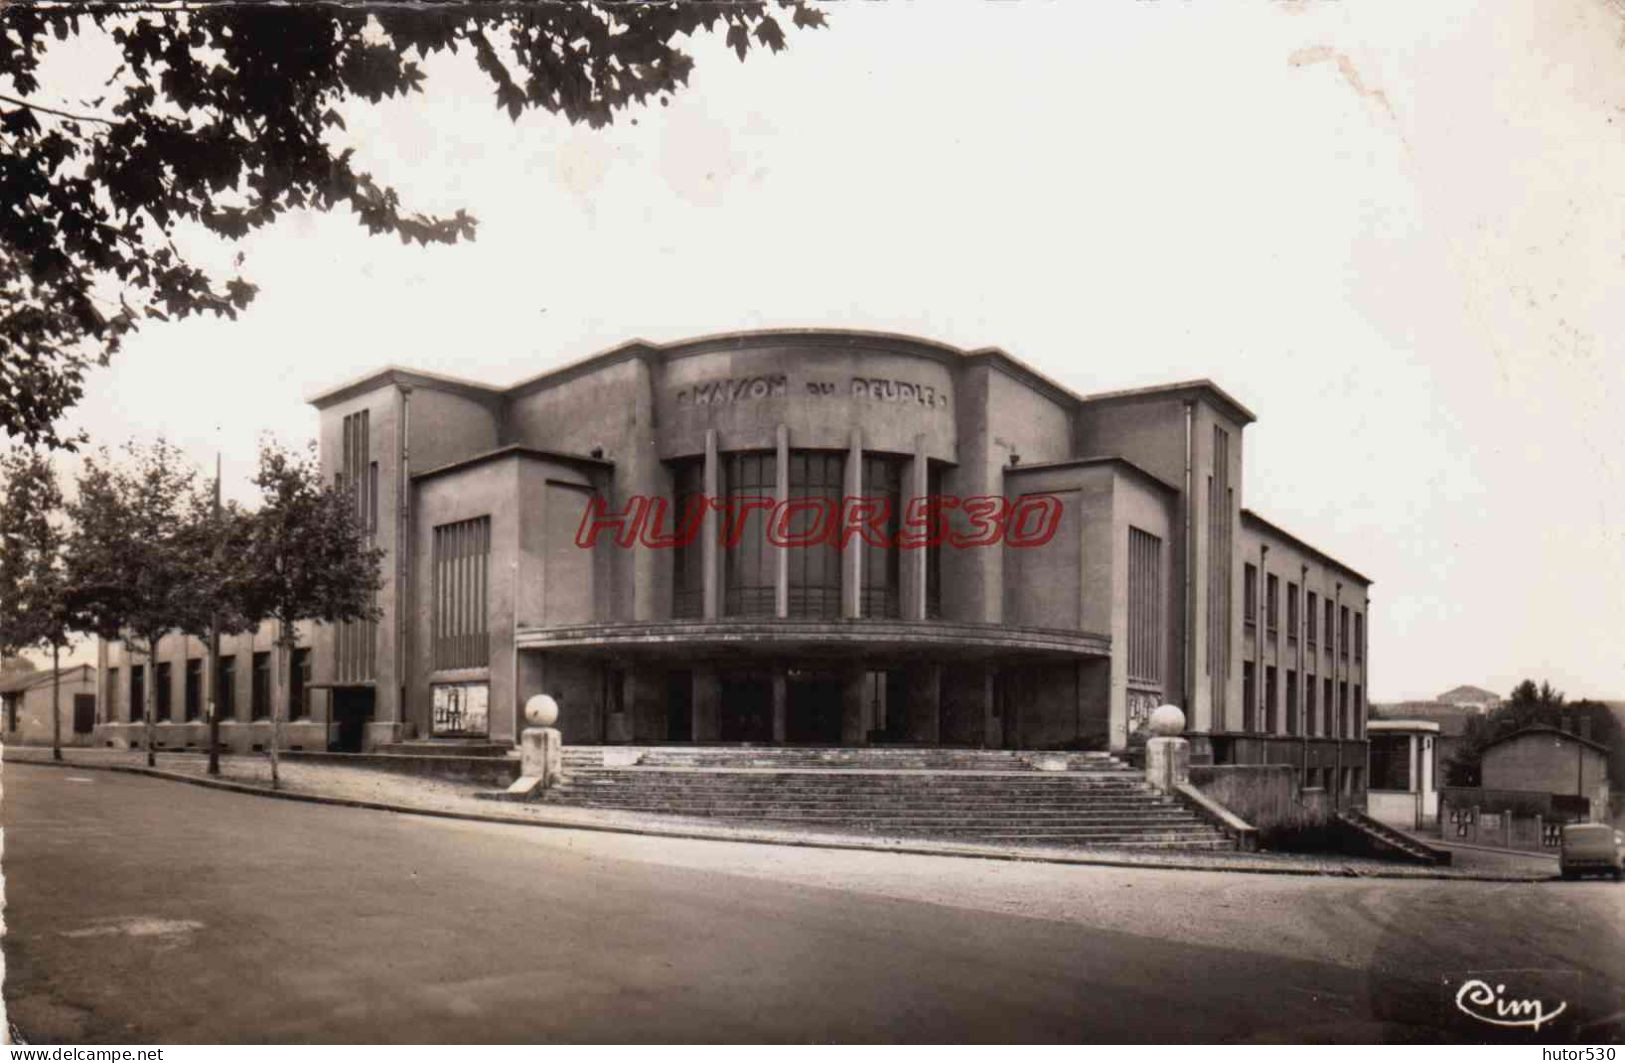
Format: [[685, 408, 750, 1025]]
[[3, 762, 1622, 1043]]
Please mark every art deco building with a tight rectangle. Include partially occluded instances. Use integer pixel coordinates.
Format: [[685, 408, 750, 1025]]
[[96, 330, 1372, 792]]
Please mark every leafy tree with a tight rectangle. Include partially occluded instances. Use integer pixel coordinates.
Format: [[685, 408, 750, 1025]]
[[0, 447, 72, 758], [239, 440, 382, 787], [65, 440, 214, 766], [0, 655, 37, 679], [0, 4, 822, 449], [1444, 678, 1625, 792]]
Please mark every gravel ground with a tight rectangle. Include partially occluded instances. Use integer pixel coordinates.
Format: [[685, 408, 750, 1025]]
[[2, 744, 1555, 880]]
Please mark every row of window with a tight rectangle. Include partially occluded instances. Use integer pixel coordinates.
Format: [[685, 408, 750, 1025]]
[[109, 649, 311, 723], [1241, 663, 1364, 738], [672, 451, 939, 621], [1243, 564, 1365, 664]]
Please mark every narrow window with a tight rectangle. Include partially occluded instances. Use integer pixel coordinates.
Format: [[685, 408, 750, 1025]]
[[1354, 611, 1364, 664], [433, 516, 493, 670], [1287, 583, 1299, 643], [184, 658, 203, 721], [251, 652, 271, 719], [1127, 527, 1163, 686], [130, 665, 145, 723], [669, 458, 706, 619], [156, 661, 173, 721], [859, 455, 903, 619], [1243, 563, 1258, 625], [1265, 573, 1279, 633], [783, 451, 843, 619]]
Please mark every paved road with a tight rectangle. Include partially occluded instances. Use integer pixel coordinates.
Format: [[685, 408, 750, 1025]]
[[4, 763, 1622, 1043]]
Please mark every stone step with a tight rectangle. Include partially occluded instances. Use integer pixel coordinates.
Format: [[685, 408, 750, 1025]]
[[376, 741, 513, 758]]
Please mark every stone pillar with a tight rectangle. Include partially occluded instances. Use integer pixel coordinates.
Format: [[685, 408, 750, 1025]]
[[772, 668, 788, 745], [775, 424, 790, 619], [842, 430, 863, 620], [519, 727, 563, 789], [981, 667, 1000, 750], [629, 357, 661, 622], [692, 666, 720, 743], [907, 664, 941, 744], [703, 428, 721, 621], [1144, 704, 1190, 794], [902, 434, 929, 621], [842, 667, 867, 745]]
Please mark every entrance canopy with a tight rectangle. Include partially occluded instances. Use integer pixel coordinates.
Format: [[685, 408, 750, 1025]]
[[514, 618, 1110, 664]]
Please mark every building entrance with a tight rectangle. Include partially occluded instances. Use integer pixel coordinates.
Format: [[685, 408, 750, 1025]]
[[718, 673, 772, 743], [330, 687, 375, 753], [787, 671, 844, 744]]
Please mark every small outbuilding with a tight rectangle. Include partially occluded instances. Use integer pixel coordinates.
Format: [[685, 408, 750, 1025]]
[[1, 665, 100, 748], [1481, 726, 1610, 823], [1366, 719, 1440, 830]]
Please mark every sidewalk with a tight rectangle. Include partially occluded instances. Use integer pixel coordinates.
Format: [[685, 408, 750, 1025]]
[[1, 745, 1555, 881]]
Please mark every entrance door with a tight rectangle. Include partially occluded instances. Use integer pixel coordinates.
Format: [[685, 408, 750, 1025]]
[[330, 688, 375, 752], [666, 670, 693, 742], [787, 672, 844, 745], [718, 673, 772, 743]]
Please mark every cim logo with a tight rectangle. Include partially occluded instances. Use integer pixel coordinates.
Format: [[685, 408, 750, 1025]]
[[574, 494, 1063, 551]]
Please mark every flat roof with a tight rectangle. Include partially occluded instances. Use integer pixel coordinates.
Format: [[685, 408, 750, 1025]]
[[307, 329, 1255, 426], [1241, 508, 1372, 585], [1073, 378, 1258, 426], [1368, 719, 1441, 734], [1004, 455, 1179, 495]]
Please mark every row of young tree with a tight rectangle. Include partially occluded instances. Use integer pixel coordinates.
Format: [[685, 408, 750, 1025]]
[[1442, 679, 1625, 790], [0, 439, 381, 787]]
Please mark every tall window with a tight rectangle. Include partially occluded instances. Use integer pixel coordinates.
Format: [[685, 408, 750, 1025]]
[[1323, 677, 1333, 737], [433, 515, 492, 670], [1265, 573, 1279, 633], [1339, 605, 1350, 659], [251, 652, 271, 719], [1305, 676, 1318, 737], [1127, 527, 1163, 685], [1264, 665, 1277, 732], [184, 659, 202, 721], [336, 409, 378, 682], [1306, 591, 1318, 647], [724, 452, 777, 617], [130, 664, 145, 723], [290, 648, 311, 720], [1285, 669, 1299, 735], [1242, 661, 1256, 732], [1324, 600, 1335, 658], [156, 662, 173, 721], [860, 455, 903, 619], [1287, 583, 1299, 644], [785, 451, 843, 619], [1353, 683, 1363, 738], [218, 655, 237, 719], [669, 459, 706, 619], [1243, 563, 1258, 625], [1354, 611, 1364, 663], [1338, 680, 1349, 737]]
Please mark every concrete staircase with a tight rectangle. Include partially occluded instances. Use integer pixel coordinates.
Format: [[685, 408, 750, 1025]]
[[545, 746, 1234, 850]]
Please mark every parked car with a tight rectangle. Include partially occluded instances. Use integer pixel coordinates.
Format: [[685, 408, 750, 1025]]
[[1558, 823, 1625, 881]]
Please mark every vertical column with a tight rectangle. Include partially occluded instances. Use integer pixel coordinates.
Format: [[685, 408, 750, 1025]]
[[981, 666, 999, 749], [903, 434, 929, 621], [842, 430, 863, 620], [702, 429, 721, 621], [842, 666, 867, 745], [775, 424, 790, 620], [771, 669, 787, 744]]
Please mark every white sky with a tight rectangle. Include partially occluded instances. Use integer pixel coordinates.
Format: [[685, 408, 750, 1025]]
[[31, 0, 1625, 701]]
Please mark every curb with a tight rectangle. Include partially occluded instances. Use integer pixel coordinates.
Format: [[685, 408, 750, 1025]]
[[2, 753, 1554, 883], [1433, 839, 1560, 862]]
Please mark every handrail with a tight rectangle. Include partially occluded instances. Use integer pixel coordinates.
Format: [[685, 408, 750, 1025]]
[[1173, 782, 1259, 851]]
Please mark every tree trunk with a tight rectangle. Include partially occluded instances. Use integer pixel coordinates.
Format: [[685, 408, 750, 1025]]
[[51, 643, 61, 762], [206, 616, 221, 775], [144, 637, 157, 768], [268, 620, 285, 789]]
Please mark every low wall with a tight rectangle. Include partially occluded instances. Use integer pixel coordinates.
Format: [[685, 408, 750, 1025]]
[[1188, 764, 1341, 848], [1440, 795, 1564, 853], [95, 720, 329, 754]]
